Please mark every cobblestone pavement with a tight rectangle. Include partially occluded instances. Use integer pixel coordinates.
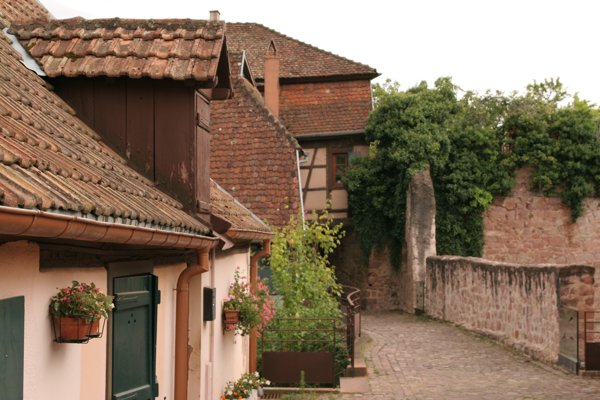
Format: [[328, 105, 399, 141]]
[[335, 312, 600, 400]]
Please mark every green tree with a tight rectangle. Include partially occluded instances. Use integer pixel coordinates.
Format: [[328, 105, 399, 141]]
[[345, 77, 600, 260], [268, 211, 344, 319]]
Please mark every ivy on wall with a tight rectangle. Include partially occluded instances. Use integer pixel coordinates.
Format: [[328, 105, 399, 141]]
[[345, 78, 600, 264]]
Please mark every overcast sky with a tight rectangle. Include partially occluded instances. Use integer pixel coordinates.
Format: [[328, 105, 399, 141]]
[[41, 0, 600, 105]]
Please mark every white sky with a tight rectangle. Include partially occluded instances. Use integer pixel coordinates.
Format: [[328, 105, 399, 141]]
[[41, 0, 600, 105]]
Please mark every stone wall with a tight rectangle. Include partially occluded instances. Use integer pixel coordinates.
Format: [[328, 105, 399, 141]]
[[331, 227, 404, 311], [483, 168, 600, 266], [426, 256, 596, 363]]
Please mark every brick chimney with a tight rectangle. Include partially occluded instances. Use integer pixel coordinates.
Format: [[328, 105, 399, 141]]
[[264, 40, 280, 117]]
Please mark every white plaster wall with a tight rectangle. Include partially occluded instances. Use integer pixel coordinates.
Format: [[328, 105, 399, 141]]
[[193, 247, 251, 400], [154, 261, 186, 400], [0, 241, 107, 400]]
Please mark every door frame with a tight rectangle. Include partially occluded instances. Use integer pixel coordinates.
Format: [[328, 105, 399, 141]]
[[106, 260, 154, 399]]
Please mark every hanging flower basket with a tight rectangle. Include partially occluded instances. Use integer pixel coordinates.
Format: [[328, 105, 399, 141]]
[[224, 309, 241, 325], [222, 268, 276, 335], [53, 317, 92, 342], [49, 281, 113, 344]]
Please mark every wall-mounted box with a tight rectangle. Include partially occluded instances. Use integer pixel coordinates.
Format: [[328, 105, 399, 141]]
[[203, 287, 216, 321]]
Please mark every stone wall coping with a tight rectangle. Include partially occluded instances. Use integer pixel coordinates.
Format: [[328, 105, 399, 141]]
[[427, 256, 596, 276]]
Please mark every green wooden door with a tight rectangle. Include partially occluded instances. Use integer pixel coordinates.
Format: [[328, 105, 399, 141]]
[[0, 296, 24, 400], [112, 275, 159, 400]]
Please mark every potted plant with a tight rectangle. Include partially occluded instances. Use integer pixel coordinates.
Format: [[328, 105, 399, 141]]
[[49, 281, 114, 342], [220, 372, 270, 400], [222, 269, 276, 336]]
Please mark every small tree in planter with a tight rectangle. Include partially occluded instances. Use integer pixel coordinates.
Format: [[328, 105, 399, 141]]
[[223, 269, 276, 336], [49, 281, 114, 342]]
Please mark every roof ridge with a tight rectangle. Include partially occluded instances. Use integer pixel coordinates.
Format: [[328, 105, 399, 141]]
[[236, 75, 300, 151], [12, 18, 224, 41], [229, 22, 377, 75]]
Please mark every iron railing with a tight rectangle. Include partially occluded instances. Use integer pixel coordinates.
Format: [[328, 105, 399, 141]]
[[340, 284, 361, 369], [260, 318, 338, 386]]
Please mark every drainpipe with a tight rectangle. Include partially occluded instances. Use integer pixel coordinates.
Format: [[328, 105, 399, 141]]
[[175, 247, 211, 400], [249, 239, 271, 372], [296, 149, 306, 226]]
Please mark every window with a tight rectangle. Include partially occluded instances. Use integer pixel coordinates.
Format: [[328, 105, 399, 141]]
[[331, 153, 348, 188]]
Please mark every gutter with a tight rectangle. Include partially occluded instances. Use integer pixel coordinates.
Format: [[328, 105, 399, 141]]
[[174, 247, 211, 400], [249, 239, 271, 372], [0, 206, 217, 249]]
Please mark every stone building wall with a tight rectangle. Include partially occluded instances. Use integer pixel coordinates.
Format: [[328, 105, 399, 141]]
[[425, 256, 596, 363], [483, 168, 600, 266]]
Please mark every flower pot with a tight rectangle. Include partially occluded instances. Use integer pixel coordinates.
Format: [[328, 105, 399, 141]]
[[224, 309, 240, 324], [56, 317, 91, 341], [87, 318, 103, 338]]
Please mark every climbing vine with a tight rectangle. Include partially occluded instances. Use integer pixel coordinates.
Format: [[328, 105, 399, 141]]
[[345, 78, 600, 264]]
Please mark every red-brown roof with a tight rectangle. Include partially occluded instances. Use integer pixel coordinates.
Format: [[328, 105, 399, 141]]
[[0, 27, 210, 235], [11, 17, 226, 82], [280, 80, 373, 136], [0, 0, 49, 26], [225, 22, 378, 81], [210, 179, 271, 240], [211, 54, 301, 227]]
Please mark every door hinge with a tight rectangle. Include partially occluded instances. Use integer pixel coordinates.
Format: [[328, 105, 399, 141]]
[[153, 381, 159, 397], [155, 290, 161, 305]]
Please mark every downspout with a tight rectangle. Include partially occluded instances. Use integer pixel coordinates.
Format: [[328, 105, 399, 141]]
[[249, 239, 271, 372], [175, 247, 211, 400], [296, 149, 306, 226]]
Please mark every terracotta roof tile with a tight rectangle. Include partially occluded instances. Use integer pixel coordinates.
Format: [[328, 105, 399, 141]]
[[280, 80, 373, 136], [211, 54, 301, 227], [11, 18, 225, 81], [226, 22, 378, 81], [0, 29, 209, 235], [0, 0, 49, 27], [210, 179, 271, 239]]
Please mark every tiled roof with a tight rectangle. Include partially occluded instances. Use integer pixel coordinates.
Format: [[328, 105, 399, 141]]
[[0, 28, 210, 235], [211, 53, 301, 227], [280, 80, 373, 136], [0, 0, 49, 27], [10, 17, 225, 81], [210, 179, 271, 240], [225, 22, 378, 81]]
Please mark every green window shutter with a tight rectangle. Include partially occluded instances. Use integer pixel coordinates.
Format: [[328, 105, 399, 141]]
[[112, 275, 159, 400], [0, 296, 25, 400]]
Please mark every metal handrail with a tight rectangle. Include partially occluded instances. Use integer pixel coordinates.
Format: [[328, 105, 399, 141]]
[[340, 284, 361, 369]]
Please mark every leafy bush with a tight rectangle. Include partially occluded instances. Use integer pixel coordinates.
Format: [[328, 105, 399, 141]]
[[345, 77, 600, 261], [262, 211, 349, 383]]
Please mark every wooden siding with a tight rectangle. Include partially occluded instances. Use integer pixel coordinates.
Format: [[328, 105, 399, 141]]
[[54, 77, 203, 212]]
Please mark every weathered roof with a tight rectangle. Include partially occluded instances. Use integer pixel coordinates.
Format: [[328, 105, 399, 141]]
[[211, 53, 301, 227], [10, 17, 226, 81], [0, 0, 49, 27], [225, 22, 378, 81], [280, 80, 373, 137], [210, 179, 271, 240], [0, 27, 210, 236]]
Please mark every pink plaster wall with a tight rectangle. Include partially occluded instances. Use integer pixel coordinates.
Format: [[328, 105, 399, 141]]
[[0, 241, 107, 400], [190, 247, 251, 400]]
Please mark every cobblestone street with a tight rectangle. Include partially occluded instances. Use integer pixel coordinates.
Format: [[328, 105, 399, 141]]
[[336, 312, 600, 400]]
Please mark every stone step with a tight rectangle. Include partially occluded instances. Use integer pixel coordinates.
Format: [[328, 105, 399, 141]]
[[345, 358, 367, 377], [339, 376, 370, 393]]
